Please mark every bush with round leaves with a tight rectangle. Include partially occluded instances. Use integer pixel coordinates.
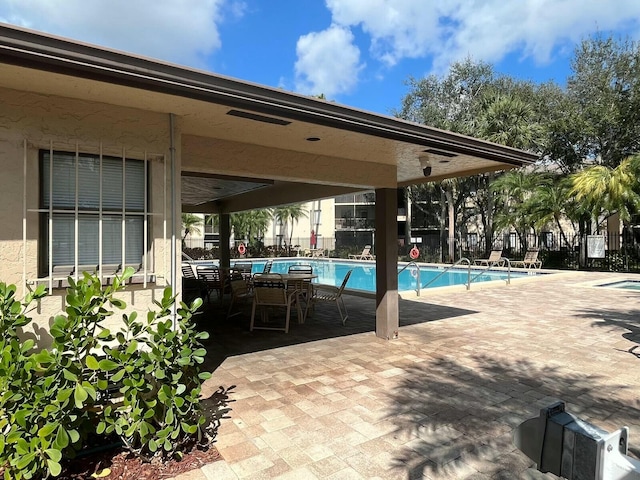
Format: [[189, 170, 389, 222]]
[[0, 268, 212, 479]]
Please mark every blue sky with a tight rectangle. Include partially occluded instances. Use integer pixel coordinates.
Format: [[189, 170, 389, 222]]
[[1, 1, 640, 115]]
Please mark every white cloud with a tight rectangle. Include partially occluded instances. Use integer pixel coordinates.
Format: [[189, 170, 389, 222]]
[[294, 24, 364, 97], [323, 0, 640, 72], [0, 0, 232, 68]]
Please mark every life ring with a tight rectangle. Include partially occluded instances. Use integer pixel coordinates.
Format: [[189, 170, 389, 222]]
[[409, 246, 419, 260], [410, 267, 418, 278], [237, 243, 246, 255]]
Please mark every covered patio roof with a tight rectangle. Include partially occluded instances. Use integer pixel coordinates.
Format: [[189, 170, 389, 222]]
[[0, 23, 536, 213]]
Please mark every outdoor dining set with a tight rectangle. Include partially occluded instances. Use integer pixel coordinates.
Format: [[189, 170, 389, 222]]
[[182, 262, 352, 333]]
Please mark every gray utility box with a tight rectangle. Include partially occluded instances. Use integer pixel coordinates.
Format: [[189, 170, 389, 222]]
[[514, 402, 640, 479]]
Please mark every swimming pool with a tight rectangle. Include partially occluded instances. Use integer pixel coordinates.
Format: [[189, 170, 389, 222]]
[[597, 280, 640, 291], [215, 259, 537, 293]]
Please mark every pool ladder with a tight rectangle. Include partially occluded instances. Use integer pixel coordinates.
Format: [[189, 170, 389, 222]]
[[398, 262, 422, 296], [405, 257, 512, 295]]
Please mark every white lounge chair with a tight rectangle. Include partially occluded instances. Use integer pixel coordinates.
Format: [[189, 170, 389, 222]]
[[348, 245, 375, 260], [511, 249, 542, 269], [474, 249, 504, 266]]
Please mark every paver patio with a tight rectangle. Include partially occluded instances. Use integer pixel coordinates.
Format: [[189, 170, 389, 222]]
[[174, 270, 640, 479]]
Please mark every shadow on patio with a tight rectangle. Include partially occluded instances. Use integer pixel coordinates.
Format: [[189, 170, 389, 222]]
[[384, 354, 640, 478], [196, 293, 477, 371], [578, 306, 640, 360]]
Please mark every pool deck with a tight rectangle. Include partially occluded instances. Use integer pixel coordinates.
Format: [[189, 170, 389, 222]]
[[174, 270, 640, 479]]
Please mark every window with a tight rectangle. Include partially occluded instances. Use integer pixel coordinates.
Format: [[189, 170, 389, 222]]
[[204, 214, 219, 235], [39, 150, 147, 275]]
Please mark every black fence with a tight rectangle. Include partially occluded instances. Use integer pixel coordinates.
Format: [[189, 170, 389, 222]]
[[405, 230, 640, 272]]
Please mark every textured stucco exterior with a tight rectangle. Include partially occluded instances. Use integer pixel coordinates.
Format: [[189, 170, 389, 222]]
[[0, 86, 181, 343]]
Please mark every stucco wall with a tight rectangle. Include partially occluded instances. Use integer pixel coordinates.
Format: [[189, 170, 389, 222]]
[[0, 87, 182, 343]]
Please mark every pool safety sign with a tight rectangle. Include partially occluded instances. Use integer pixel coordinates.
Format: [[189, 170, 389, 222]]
[[587, 235, 606, 258]]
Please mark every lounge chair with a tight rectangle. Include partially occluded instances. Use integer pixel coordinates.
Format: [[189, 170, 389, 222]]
[[473, 249, 504, 266], [348, 245, 375, 260], [306, 270, 352, 325], [511, 249, 542, 269]]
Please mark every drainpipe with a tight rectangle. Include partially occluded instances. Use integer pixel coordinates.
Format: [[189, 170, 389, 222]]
[[169, 113, 177, 328]]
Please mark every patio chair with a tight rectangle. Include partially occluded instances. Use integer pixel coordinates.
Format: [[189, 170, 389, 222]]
[[232, 262, 253, 282], [182, 264, 207, 302], [511, 249, 542, 269], [306, 269, 352, 325], [196, 265, 224, 301], [250, 285, 301, 333], [348, 245, 375, 260], [473, 249, 504, 266], [287, 265, 314, 319], [227, 278, 253, 319]]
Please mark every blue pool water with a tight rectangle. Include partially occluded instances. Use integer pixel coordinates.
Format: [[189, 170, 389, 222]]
[[598, 280, 640, 291], [216, 259, 536, 293]]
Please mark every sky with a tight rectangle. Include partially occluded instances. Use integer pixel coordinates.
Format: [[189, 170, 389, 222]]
[[1, 1, 640, 115]]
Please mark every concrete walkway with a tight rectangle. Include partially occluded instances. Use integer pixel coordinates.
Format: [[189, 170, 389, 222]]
[[173, 270, 640, 479]]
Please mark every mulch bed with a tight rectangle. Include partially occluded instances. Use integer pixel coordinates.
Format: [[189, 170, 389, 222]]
[[58, 444, 221, 480]]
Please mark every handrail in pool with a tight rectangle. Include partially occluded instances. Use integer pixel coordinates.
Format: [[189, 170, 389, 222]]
[[468, 257, 512, 288], [398, 261, 421, 296], [422, 257, 472, 291]]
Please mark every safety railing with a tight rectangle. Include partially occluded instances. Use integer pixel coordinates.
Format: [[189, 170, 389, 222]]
[[422, 257, 472, 291], [468, 257, 511, 287], [403, 257, 512, 295], [398, 261, 421, 296]]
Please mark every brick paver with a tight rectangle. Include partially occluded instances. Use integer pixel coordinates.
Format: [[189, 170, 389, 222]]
[[172, 270, 640, 479]]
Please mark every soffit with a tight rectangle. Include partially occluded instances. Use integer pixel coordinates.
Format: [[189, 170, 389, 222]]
[[0, 23, 537, 202], [0, 61, 529, 183]]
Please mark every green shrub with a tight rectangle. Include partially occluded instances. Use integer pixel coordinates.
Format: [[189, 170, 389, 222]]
[[0, 269, 213, 478]]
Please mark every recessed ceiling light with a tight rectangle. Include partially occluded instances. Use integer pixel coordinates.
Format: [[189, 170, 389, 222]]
[[423, 148, 457, 158], [226, 109, 291, 125], [306, 137, 321, 142]]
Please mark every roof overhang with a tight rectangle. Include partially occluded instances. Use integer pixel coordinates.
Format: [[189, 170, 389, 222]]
[[0, 23, 538, 211]]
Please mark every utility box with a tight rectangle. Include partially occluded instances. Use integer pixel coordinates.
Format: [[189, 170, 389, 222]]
[[514, 402, 640, 480]]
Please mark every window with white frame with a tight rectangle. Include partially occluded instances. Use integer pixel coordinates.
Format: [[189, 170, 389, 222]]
[[39, 150, 147, 275]]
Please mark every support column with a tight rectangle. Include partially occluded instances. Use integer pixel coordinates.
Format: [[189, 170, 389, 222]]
[[374, 188, 399, 340], [220, 213, 231, 269]]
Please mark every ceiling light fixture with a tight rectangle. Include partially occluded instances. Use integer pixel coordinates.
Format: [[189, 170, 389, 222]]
[[226, 109, 291, 125], [423, 148, 457, 158]]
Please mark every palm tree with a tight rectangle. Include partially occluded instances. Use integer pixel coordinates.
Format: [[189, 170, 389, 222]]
[[491, 170, 547, 251], [569, 155, 640, 232], [526, 176, 577, 248], [230, 209, 274, 253], [181, 213, 203, 248], [273, 204, 308, 255], [478, 94, 541, 150]]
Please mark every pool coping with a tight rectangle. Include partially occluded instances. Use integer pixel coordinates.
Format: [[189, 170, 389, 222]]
[[573, 272, 640, 291]]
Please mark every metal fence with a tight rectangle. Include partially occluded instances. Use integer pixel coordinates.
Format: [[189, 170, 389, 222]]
[[411, 230, 640, 272]]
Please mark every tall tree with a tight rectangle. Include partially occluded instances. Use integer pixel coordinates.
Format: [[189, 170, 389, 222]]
[[491, 170, 548, 251], [569, 155, 640, 232], [544, 35, 640, 171], [396, 59, 546, 256], [231, 209, 273, 247], [181, 213, 203, 248], [273, 204, 308, 255]]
